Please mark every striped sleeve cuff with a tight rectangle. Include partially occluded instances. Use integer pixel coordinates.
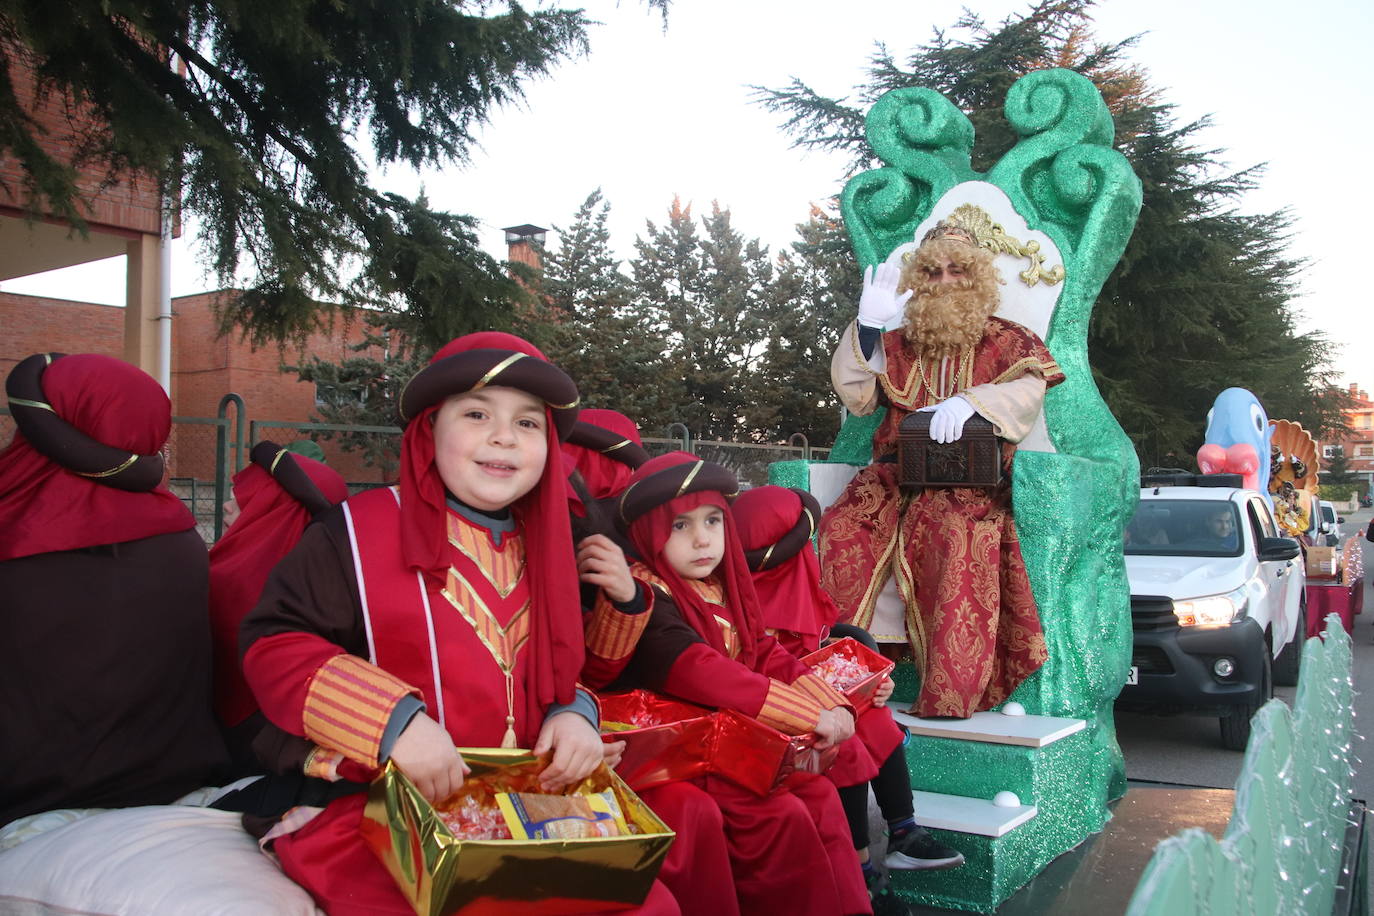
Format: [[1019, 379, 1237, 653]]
[[756, 679, 825, 735], [794, 673, 851, 711], [584, 584, 653, 661], [302, 654, 420, 769]]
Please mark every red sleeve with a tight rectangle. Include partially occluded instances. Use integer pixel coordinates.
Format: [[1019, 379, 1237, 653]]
[[754, 635, 816, 682], [242, 631, 342, 737], [662, 643, 771, 718], [662, 643, 827, 736]]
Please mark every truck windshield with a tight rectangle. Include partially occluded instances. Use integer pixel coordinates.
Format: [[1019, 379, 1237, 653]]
[[1125, 500, 1243, 557]]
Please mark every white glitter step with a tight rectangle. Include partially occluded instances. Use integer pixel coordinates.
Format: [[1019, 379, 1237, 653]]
[[910, 789, 1038, 838], [888, 704, 1086, 748]]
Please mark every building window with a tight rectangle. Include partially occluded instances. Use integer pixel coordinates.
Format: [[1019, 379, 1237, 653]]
[[1357, 446, 1374, 458], [1323, 445, 1339, 458]]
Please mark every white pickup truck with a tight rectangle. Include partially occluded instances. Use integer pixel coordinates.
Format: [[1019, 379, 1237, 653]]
[[1117, 474, 1305, 750]]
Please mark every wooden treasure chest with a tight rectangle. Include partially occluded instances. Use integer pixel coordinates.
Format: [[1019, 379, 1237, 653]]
[[898, 411, 1003, 491]]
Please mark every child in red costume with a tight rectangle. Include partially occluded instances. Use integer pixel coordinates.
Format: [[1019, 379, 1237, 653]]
[[611, 452, 873, 916], [733, 486, 964, 908], [563, 412, 741, 916], [208, 440, 348, 774], [240, 333, 678, 916]]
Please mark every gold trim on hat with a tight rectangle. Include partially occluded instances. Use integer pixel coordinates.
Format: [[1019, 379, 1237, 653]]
[[674, 461, 704, 499], [472, 353, 526, 391], [758, 543, 776, 571], [9, 397, 54, 412], [74, 453, 139, 479], [269, 448, 288, 475], [547, 395, 580, 410]]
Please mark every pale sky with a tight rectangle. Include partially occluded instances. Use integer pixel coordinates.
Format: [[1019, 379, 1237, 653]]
[[5, 0, 1370, 393]]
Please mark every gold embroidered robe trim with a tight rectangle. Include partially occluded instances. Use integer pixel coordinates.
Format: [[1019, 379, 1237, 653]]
[[447, 512, 526, 598], [441, 570, 531, 674]]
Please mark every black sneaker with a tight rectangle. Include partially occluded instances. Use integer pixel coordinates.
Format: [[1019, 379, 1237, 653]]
[[884, 826, 965, 870]]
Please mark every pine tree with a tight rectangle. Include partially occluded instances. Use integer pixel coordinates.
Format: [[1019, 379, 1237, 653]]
[[628, 199, 774, 442], [0, 0, 664, 345], [753, 0, 1341, 466], [533, 189, 671, 426], [752, 205, 857, 444]]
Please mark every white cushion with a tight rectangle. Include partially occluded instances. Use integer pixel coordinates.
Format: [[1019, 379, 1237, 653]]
[[0, 806, 322, 916]]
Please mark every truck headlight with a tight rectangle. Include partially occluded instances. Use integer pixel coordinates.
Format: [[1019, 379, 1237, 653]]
[[1173, 587, 1249, 627]]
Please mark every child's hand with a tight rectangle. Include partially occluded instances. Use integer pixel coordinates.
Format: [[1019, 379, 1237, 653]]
[[813, 707, 856, 749], [534, 711, 605, 791], [391, 712, 469, 804], [602, 739, 627, 770], [873, 676, 895, 705], [576, 535, 636, 604]]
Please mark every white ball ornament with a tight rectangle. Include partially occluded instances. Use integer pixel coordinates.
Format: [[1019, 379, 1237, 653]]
[[993, 791, 1020, 808], [1001, 701, 1026, 717]]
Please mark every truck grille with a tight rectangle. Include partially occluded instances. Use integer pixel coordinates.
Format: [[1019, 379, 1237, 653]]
[[1130, 595, 1177, 632], [1131, 645, 1174, 675]]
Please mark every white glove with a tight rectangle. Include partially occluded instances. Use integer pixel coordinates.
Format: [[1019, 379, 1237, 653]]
[[857, 262, 913, 329], [917, 396, 977, 444]]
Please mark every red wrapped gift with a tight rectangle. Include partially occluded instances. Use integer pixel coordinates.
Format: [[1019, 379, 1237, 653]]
[[712, 710, 838, 797], [802, 637, 895, 715], [598, 691, 715, 792]]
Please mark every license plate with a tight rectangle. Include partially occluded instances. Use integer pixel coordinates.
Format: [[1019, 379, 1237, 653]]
[[1126, 666, 1139, 686]]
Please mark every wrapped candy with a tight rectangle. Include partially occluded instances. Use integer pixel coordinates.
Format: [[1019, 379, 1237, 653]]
[[436, 793, 511, 841], [802, 637, 896, 715], [812, 653, 871, 693]]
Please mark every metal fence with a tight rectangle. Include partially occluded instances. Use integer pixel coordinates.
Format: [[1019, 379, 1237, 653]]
[[1, 403, 833, 543]]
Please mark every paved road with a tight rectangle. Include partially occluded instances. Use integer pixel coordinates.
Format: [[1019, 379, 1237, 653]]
[[1117, 506, 1372, 800]]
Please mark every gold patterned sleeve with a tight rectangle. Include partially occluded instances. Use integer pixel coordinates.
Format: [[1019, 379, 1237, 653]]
[[584, 586, 654, 664], [830, 320, 885, 416], [960, 373, 1047, 444]]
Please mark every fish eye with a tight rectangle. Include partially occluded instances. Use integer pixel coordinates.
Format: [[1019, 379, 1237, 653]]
[[1249, 404, 1265, 433]]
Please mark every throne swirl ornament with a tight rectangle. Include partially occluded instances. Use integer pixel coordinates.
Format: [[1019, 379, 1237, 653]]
[[785, 69, 1143, 909]]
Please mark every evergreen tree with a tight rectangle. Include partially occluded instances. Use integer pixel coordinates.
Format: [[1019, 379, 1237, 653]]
[[283, 318, 417, 479], [0, 0, 664, 345], [754, 205, 857, 444], [1323, 446, 1355, 486], [533, 189, 671, 426], [628, 199, 773, 442], [753, 0, 1341, 466]]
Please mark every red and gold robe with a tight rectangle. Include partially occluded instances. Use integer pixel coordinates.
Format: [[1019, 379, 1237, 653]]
[[820, 317, 1062, 718]]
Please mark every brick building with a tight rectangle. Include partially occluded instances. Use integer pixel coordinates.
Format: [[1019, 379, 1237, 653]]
[[1, 43, 174, 380], [1322, 383, 1374, 495], [1, 289, 392, 485]]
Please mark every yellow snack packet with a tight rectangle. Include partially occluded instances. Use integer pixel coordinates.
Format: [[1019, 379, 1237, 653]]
[[496, 789, 630, 840]]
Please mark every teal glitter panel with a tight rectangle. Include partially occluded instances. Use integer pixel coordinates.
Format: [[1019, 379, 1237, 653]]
[[766, 459, 811, 491], [893, 726, 1111, 912]]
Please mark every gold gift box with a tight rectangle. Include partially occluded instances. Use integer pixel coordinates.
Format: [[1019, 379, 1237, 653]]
[[361, 749, 675, 916]]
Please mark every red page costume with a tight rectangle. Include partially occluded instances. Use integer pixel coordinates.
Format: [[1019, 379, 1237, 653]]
[[734, 486, 903, 788], [0, 353, 227, 826], [611, 453, 872, 916], [563, 411, 740, 916], [240, 334, 677, 916], [208, 440, 348, 772]]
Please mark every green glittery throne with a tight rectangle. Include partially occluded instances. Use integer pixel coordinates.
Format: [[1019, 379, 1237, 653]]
[[775, 69, 1143, 911]]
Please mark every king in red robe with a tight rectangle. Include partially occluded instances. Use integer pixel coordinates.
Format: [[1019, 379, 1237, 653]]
[[819, 222, 1063, 719]]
